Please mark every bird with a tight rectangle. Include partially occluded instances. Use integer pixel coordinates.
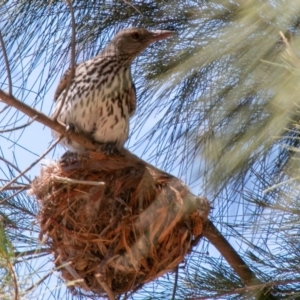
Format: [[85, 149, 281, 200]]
[[52, 27, 175, 153]]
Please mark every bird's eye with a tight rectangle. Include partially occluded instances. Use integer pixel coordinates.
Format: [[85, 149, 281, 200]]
[[131, 32, 140, 40]]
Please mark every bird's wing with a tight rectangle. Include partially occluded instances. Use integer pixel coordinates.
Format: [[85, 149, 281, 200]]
[[128, 83, 136, 116], [54, 66, 77, 101]]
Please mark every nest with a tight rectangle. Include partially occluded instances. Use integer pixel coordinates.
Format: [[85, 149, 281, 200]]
[[31, 150, 210, 298]]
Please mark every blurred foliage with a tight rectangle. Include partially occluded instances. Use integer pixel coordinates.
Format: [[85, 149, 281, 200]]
[[1, 0, 300, 299]]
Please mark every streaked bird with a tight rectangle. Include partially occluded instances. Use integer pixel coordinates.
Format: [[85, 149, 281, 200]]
[[52, 27, 175, 153]]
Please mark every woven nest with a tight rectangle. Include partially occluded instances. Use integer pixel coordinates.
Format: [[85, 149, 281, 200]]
[[31, 150, 210, 297]]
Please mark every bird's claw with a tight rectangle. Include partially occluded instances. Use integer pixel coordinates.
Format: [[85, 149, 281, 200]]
[[66, 122, 78, 134], [59, 151, 79, 166], [97, 142, 120, 156]]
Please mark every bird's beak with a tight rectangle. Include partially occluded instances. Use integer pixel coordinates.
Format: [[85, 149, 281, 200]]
[[149, 30, 175, 42]]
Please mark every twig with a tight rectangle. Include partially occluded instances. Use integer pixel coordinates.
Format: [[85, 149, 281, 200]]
[[0, 30, 12, 95], [51, 174, 105, 186], [0, 137, 63, 194], [52, 0, 76, 120], [0, 156, 31, 183], [0, 116, 37, 133]]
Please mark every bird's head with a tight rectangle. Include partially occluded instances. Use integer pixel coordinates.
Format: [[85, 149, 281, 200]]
[[105, 28, 175, 62]]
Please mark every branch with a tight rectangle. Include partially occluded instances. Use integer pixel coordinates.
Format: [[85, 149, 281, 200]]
[[0, 89, 176, 178], [0, 30, 12, 95], [202, 220, 279, 299], [0, 89, 97, 150], [203, 220, 260, 286]]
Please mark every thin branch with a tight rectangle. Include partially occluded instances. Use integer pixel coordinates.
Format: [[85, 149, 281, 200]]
[[0, 89, 177, 180], [0, 89, 179, 190], [0, 137, 63, 194], [52, 0, 76, 120], [0, 30, 12, 95], [0, 156, 31, 183], [202, 220, 261, 287], [0, 89, 96, 150], [0, 116, 37, 133]]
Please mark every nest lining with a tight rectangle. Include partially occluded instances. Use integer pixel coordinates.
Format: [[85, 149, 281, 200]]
[[31, 151, 210, 297]]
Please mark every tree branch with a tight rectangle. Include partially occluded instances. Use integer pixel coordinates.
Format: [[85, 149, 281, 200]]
[[0, 89, 97, 150], [203, 220, 260, 286]]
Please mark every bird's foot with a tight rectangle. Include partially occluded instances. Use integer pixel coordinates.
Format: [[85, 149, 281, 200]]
[[59, 151, 79, 166], [66, 122, 82, 134], [96, 142, 120, 156]]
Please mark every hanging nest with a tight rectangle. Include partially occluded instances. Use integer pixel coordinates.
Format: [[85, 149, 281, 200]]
[[30, 150, 210, 298]]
